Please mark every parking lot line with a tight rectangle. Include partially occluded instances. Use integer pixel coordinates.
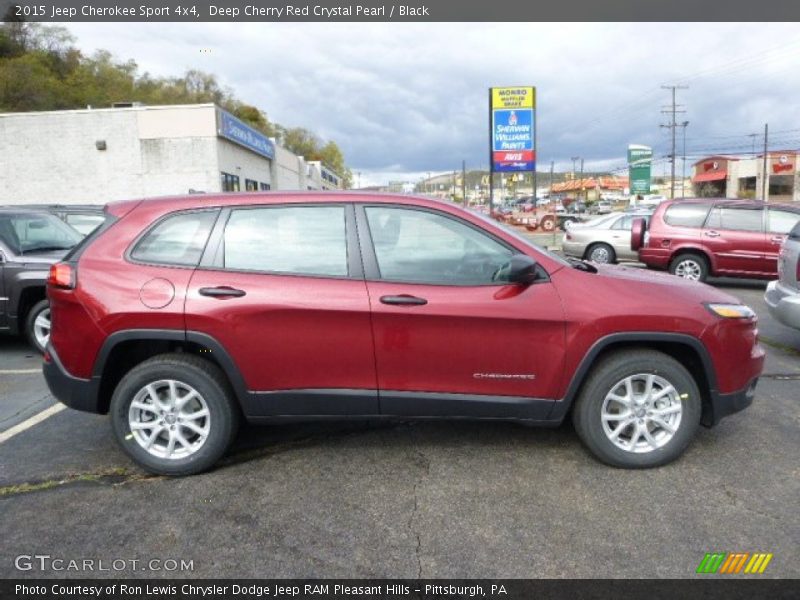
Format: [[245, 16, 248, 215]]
[[0, 403, 65, 444], [0, 369, 42, 375]]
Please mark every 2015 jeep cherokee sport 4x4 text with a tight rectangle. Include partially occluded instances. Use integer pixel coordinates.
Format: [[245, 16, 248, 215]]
[[44, 193, 764, 475]]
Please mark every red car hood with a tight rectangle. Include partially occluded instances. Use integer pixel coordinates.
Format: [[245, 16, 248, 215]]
[[591, 263, 742, 305]]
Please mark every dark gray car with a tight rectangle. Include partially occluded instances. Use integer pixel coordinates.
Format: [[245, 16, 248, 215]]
[[0, 209, 83, 351], [765, 220, 800, 331]]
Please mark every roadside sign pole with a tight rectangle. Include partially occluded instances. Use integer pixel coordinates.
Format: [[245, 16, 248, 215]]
[[488, 89, 494, 210]]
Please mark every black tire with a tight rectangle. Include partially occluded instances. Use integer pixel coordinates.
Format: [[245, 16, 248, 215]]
[[669, 253, 709, 282], [110, 354, 240, 476], [585, 243, 616, 264], [572, 349, 701, 468], [25, 299, 50, 354]]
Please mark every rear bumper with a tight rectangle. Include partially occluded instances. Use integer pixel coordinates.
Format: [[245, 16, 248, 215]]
[[704, 377, 758, 427], [561, 241, 586, 258], [764, 280, 800, 330], [43, 345, 103, 414], [638, 248, 670, 269]]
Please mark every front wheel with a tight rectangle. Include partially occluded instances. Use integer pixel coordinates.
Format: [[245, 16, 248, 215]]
[[110, 354, 239, 476], [572, 349, 701, 468], [25, 299, 51, 353]]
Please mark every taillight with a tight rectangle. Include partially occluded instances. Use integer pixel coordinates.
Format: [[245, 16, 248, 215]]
[[48, 263, 75, 289]]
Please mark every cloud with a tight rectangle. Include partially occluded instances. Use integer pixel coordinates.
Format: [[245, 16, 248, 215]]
[[64, 22, 800, 183]]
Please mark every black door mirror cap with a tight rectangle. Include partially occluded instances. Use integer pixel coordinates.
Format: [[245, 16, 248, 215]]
[[508, 254, 545, 285]]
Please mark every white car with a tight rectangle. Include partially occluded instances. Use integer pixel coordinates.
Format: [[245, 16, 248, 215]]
[[562, 212, 652, 263]]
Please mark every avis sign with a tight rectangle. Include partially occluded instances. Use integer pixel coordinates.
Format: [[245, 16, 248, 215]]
[[490, 87, 536, 172]]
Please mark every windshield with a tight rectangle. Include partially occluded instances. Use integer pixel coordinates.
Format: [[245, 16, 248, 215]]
[[0, 212, 83, 255], [468, 208, 571, 268]]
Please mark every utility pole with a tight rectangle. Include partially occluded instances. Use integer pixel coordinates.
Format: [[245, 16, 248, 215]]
[[681, 121, 689, 198], [579, 158, 584, 203], [549, 160, 554, 197], [462, 160, 467, 204], [661, 84, 688, 199], [571, 156, 579, 180], [762, 124, 769, 202]]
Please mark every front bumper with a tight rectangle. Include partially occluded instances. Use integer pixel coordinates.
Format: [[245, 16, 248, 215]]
[[764, 280, 800, 331], [704, 377, 758, 427], [43, 345, 103, 413]]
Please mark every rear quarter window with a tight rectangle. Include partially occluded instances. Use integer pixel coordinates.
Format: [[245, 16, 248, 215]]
[[663, 203, 712, 228], [130, 210, 218, 267]]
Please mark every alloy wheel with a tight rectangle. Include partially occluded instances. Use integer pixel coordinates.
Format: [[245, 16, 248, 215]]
[[600, 373, 683, 454], [128, 379, 211, 460]]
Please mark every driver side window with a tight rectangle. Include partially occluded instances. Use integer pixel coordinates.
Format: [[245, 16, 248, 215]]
[[365, 207, 513, 284]]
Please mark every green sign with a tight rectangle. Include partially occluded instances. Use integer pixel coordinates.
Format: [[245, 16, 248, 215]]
[[627, 144, 652, 195]]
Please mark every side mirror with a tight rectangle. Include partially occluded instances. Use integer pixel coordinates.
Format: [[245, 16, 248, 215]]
[[507, 254, 542, 285]]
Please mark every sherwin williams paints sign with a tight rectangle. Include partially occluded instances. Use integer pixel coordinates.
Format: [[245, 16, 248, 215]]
[[490, 87, 536, 172], [628, 144, 653, 194], [218, 110, 275, 160]]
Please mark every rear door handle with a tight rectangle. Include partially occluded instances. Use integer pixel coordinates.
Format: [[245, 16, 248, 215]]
[[771, 236, 785, 244], [380, 294, 428, 306], [199, 286, 246, 298]]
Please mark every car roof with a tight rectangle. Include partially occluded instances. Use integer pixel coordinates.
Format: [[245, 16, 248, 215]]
[[106, 191, 461, 213], [664, 197, 800, 211]]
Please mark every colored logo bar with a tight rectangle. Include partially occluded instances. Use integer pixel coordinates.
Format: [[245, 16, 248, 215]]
[[696, 552, 773, 574]]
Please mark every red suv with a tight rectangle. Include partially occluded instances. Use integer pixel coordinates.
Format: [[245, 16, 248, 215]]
[[44, 193, 764, 475], [632, 198, 800, 282]]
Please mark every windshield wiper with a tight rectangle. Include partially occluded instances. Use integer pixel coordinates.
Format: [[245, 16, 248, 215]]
[[567, 257, 598, 273]]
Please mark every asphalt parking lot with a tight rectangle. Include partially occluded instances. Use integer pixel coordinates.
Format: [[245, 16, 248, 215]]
[[1, 277, 798, 579]]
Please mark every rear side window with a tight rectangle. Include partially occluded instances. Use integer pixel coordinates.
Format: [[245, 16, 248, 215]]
[[131, 210, 218, 266], [663, 203, 711, 228], [706, 206, 763, 232], [767, 209, 800, 234], [222, 205, 348, 277], [789, 221, 800, 240]]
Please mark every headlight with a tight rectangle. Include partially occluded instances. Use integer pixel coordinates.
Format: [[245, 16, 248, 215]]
[[705, 303, 756, 319]]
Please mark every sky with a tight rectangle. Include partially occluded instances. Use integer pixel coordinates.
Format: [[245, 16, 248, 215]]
[[64, 22, 800, 186]]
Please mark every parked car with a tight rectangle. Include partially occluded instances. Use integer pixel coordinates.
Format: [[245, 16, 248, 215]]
[[563, 211, 652, 263], [764, 220, 800, 331], [45, 192, 763, 476], [0, 208, 83, 352], [596, 200, 613, 214], [632, 198, 800, 282], [2, 204, 105, 237]]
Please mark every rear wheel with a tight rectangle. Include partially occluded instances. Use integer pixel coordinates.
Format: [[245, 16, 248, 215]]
[[110, 354, 239, 476], [25, 299, 50, 353], [586, 243, 616, 264], [540, 215, 556, 232], [669, 253, 709, 282], [572, 349, 701, 468]]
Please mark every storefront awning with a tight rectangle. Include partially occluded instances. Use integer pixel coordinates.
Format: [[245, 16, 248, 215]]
[[692, 171, 727, 183]]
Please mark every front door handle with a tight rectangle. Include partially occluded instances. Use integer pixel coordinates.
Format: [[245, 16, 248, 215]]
[[380, 294, 428, 306], [704, 230, 720, 238], [199, 286, 246, 298]]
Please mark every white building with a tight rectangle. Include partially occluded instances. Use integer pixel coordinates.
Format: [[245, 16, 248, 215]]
[[0, 103, 343, 205]]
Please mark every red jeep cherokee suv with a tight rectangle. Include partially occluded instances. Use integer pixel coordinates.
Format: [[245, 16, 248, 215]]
[[44, 193, 764, 475], [632, 198, 800, 282]]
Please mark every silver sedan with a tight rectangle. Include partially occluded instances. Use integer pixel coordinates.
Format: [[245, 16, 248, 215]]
[[562, 212, 650, 264], [765, 222, 800, 331]]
